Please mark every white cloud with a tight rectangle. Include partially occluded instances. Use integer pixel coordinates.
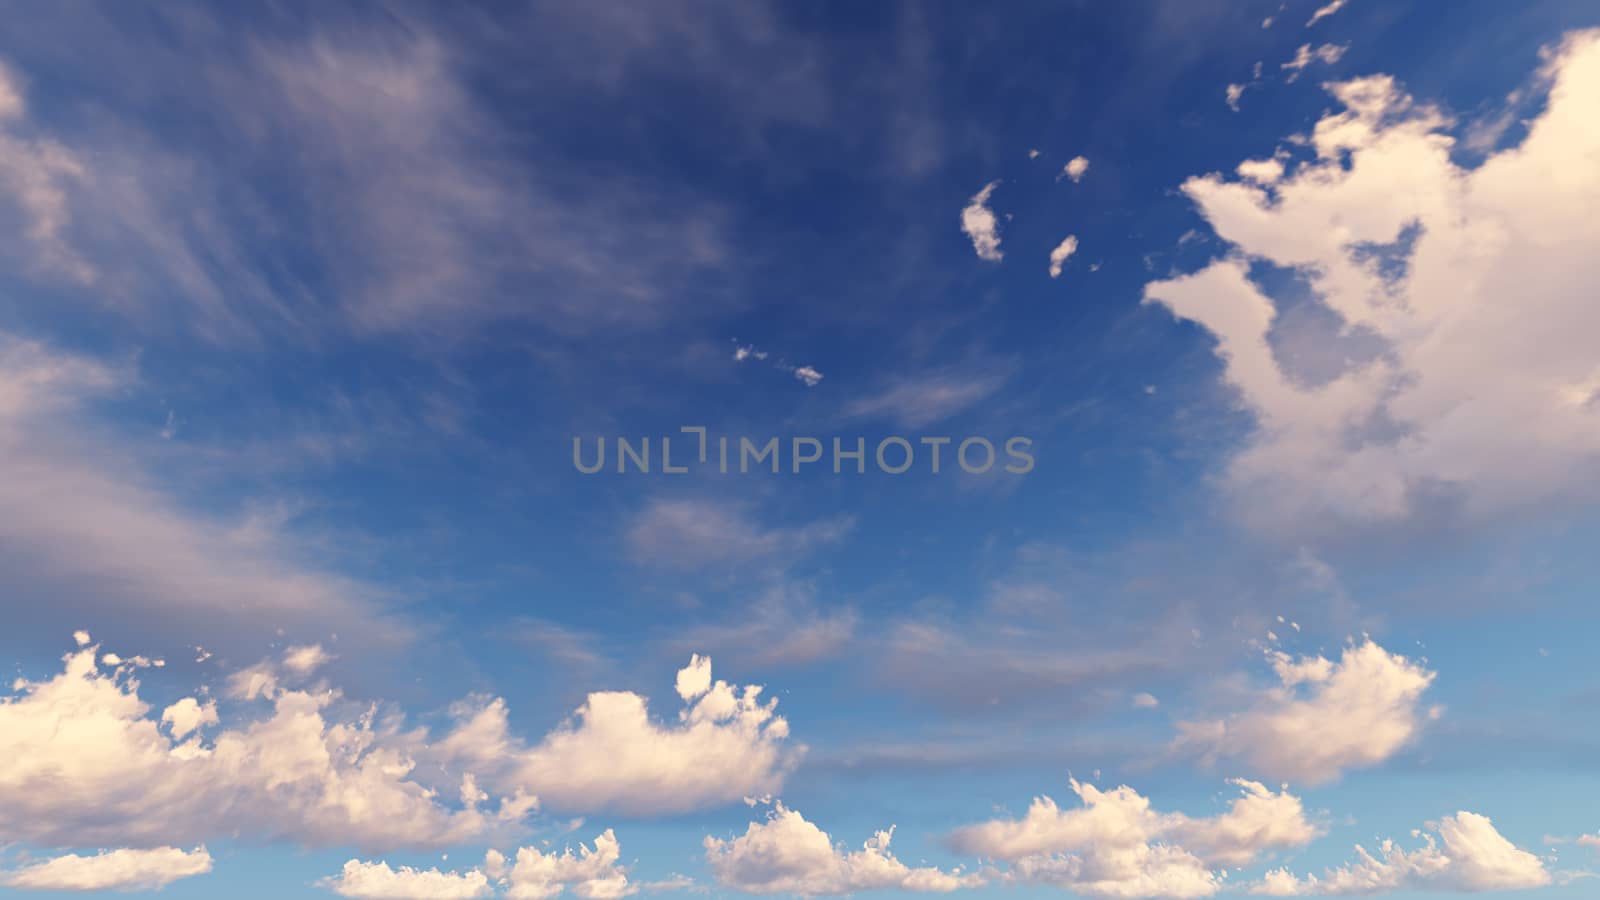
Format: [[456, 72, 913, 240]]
[[322, 860, 493, 899], [0, 640, 495, 851], [0, 58, 22, 120], [949, 778, 1318, 899], [484, 828, 635, 899], [1174, 640, 1436, 785], [0, 62, 95, 284], [676, 653, 713, 701], [1, 846, 212, 892], [1132, 692, 1160, 709], [1061, 156, 1090, 183], [434, 654, 799, 817], [1252, 812, 1550, 895], [1281, 44, 1348, 83], [706, 803, 981, 895], [160, 696, 219, 740], [844, 366, 1010, 428], [1306, 0, 1348, 28], [0, 333, 406, 654], [625, 498, 852, 571], [1226, 84, 1247, 112], [1049, 235, 1080, 278], [1144, 30, 1600, 534], [793, 365, 824, 388], [961, 181, 1004, 262], [1, 636, 796, 853], [1235, 157, 1285, 185], [284, 643, 334, 675]]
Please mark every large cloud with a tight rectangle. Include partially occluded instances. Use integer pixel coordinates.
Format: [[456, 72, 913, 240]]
[[0, 846, 212, 892], [1174, 640, 1437, 785], [949, 779, 1319, 899], [433, 654, 800, 816], [1251, 812, 1550, 895], [1144, 29, 1600, 535], [705, 804, 982, 895], [0, 333, 408, 654], [0, 636, 795, 854]]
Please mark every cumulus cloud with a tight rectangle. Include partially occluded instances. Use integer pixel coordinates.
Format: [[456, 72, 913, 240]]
[[1061, 156, 1090, 183], [706, 804, 981, 895], [0, 846, 212, 892], [0, 640, 497, 851], [1, 636, 795, 855], [433, 654, 799, 817], [1144, 30, 1600, 534], [793, 365, 825, 387], [484, 828, 636, 899], [322, 860, 492, 899], [949, 778, 1318, 899], [1049, 235, 1080, 278], [1174, 640, 1436, 785], [961, 181, 1004, 262], [1251, 812, 1550, 895]]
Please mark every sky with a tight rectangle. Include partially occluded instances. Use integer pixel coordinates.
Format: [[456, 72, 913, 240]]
[[2, 0, 1600, 898]]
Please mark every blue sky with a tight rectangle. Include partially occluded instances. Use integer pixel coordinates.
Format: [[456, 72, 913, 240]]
[[2, 1, 1600, 898]]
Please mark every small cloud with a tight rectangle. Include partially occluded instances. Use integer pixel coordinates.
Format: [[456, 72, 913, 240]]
[[1048, 235, 1079, 279], [1282, 43, 1348, 83], [792, 366, 823, 388], [283, 643, 333, 675], [1306, 0, 1348, 28], [1059, 155, 1090, 183], [961, 180, 1004, 262], [1132, 692, 1159, 708], [1027, 148, 1040, 159]]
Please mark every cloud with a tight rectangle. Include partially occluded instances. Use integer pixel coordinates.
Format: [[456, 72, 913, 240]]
[[1143, 30, 1600, 535], [0, 23, 732, 343], [843, 366, 1011, 428], [1252, 812, 1550, 895], [0, 333, 407, 654], [484, 828, 636, 899], [1226, 84, 1247, 112], [0, 59, 95, 283], [1305, 0, 1349, 28], [1174, 640, 1436, 785], [949, 778, 1317, 899], [793, 365, 825, 387], [321, 860, 492, 899], [1280, 44, 1348, 83], [1049, 235, 1080, 278], [284, 643, 335, 675], [2, 636, 795, 854], [0, 639, 497, 852], [0, 846, 212, 892], [705, 803, 982, 895], [625, 498, 852, 571], [667, 583, 858, 669], [435, 655, 800, 817], [160, 696, 219, 740], [1061, 156, 1090, 183], [961, 180, 1004, 262]]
